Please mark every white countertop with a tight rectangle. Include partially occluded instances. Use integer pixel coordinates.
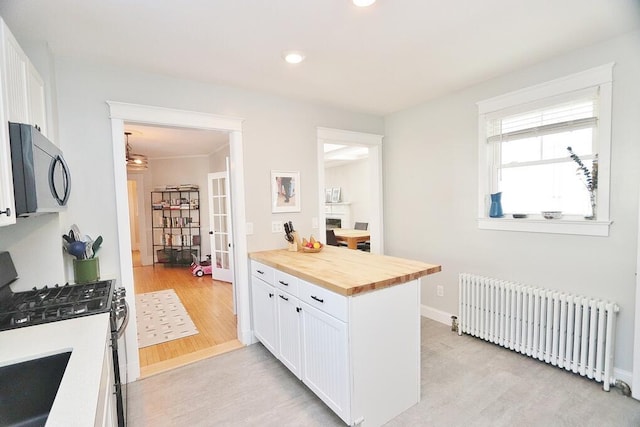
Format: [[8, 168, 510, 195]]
[[0, 313, 110, 426]]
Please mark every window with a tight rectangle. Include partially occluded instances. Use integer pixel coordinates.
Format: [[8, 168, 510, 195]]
[[477, 64, 613, 236]]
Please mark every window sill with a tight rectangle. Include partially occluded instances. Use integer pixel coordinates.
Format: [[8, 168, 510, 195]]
[[477, 217, 611, 236]]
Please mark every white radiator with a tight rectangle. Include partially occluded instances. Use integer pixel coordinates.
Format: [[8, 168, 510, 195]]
[[458, 273, 620, 391]]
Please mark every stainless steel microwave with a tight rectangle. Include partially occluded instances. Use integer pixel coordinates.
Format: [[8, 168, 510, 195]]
[[9, 122, 71, 217]]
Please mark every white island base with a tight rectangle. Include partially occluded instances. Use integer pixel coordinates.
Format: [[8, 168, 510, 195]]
[[249, 249, 433, 426]]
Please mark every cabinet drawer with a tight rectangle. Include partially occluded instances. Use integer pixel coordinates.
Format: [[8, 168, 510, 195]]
[[274, 270, 299, 297], [299, 279, 348, 322], [251, 261, 274, 285]]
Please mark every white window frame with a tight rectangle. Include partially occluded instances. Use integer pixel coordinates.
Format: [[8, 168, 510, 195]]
[[477, 63, 614, 237]]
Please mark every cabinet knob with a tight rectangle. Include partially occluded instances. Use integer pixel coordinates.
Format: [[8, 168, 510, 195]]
[[0, 208, 11, 217]]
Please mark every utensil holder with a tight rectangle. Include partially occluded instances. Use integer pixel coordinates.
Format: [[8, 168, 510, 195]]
[[73, 258, 100, 284]]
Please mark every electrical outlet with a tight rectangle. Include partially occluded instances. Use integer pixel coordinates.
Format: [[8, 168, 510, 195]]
[[246, 222, 254, 235], [312, 217, 319, 229], [271, 221, 283, 233], [437, 285, 444, 297]]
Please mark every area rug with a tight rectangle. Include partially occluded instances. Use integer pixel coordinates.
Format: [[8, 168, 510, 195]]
[[135, 289, 199, 348]]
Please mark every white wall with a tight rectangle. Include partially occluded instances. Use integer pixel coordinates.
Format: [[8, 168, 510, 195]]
[[325, 159, 371, 227], [384, 30, 640, 373], [34, 56, 382, 290], [147, 156, 211, 260], [209, 144, 230, 173]]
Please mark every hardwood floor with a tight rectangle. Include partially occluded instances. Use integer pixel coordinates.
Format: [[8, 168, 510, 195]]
[[131, 252, 241, 377]]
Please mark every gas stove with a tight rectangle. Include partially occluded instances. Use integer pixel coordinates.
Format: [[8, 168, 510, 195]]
[[0, 280, 115, 332]]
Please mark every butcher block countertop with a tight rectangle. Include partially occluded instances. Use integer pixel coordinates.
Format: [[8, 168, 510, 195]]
[[249, 246, 441, 296]]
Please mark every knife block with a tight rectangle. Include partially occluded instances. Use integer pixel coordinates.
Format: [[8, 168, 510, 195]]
[[288, 231, 301, 252]]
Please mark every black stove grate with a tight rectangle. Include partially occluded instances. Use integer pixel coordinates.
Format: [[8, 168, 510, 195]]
[[0, 280, 114, 331]]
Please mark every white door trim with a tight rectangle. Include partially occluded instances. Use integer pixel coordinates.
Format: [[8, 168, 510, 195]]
[[317, 127, 384, 254], [107, 101, 249, 383]]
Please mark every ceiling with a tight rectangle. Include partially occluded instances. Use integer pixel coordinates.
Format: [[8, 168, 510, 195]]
[[124, 123, 228, 158], [0, 0, 638, 118]]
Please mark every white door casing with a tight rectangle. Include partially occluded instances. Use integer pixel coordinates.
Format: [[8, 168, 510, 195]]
[[108, 101, 248, 383], [208, 171, 233, 283]]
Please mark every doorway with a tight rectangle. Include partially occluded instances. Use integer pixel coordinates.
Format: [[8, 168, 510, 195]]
[[123, 123, 241, 377], [109, 102, 251, 383], [317, 127, 384, 254]]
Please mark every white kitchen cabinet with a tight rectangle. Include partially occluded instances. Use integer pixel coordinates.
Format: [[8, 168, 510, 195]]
[[250, 254, 423, 426], [251, 266, 278, 356], [0, 17, 50, 227], [95, 331, 117, 426], [276, 291, 303, 379], [1, 22, 29, 124], [301, 301, 350, 422]]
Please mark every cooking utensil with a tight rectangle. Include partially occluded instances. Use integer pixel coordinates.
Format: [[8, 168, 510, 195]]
[[68, 241, 86, 259], [71, 224, 81, 242], [68, 230, 76, 242], [84, 236, 94, 259], [62, 234, 73, 244], [91, 236, 103, 258]]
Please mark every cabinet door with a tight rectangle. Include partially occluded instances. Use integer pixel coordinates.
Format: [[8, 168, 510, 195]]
[[251, 277, 278, 356], [276, 292, 302, 379], [0, 128, 15, 226], [301, 302, 350, 423], [2, 25, 29, 124]]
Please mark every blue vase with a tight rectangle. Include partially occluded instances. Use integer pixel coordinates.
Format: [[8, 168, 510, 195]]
[[489, 192, 503, 218]]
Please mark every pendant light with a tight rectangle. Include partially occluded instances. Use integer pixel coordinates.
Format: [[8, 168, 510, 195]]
[[125, 131, 148, 171]]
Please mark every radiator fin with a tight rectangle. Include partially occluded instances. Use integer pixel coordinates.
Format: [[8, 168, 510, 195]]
[[458, 273, 619, 391]]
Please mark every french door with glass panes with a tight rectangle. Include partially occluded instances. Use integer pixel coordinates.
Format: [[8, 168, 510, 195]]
[[208, 171, 233, 283]]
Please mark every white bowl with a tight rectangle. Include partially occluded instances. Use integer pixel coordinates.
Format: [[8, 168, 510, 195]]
[[541, 211, 562, 219]]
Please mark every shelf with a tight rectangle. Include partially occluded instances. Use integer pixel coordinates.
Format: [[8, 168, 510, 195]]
[[152, 189, 200, 267]]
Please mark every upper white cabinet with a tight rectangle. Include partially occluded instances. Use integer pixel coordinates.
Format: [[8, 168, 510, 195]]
[[0, 17, 50, 227]]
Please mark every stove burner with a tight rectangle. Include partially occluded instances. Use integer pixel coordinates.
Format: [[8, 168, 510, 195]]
[[12, 312, 30, 325]]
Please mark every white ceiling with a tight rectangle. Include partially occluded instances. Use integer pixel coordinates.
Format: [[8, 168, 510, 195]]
[[2, 1, 640, 158], [124, 123, 228, 158], [1, 0, 638, 118]]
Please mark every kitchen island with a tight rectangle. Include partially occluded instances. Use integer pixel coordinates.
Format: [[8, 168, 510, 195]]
[[249, 246, 441, 426]]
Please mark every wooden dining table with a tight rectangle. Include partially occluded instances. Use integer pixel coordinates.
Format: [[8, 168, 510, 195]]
[[332, 228, 370, 250]]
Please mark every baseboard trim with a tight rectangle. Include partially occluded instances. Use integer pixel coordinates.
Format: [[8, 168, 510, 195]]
[[421, 304, 454, 326]]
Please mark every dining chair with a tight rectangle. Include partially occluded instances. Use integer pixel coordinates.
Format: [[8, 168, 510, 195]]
[[354, 222, 370, 251], [326, 229, 339, 246]]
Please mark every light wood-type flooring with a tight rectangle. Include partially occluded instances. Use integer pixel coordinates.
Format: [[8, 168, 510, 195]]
[[128, 317, 640, 426], [131, 252, 242, 377]]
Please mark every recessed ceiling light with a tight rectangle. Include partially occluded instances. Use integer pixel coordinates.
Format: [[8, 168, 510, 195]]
[[283, 51, 305, 64], [353, 0, 376, 7]]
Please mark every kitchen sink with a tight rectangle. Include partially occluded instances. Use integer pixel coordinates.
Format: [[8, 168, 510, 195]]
[[0, 351, 72, 427]]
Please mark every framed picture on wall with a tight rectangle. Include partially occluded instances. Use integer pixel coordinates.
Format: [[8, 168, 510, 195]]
[[272, 171, 301, 213], [331, 187, 341, 203]]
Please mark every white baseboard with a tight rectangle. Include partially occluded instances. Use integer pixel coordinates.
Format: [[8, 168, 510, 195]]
[[421, 304, 454, 326]]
